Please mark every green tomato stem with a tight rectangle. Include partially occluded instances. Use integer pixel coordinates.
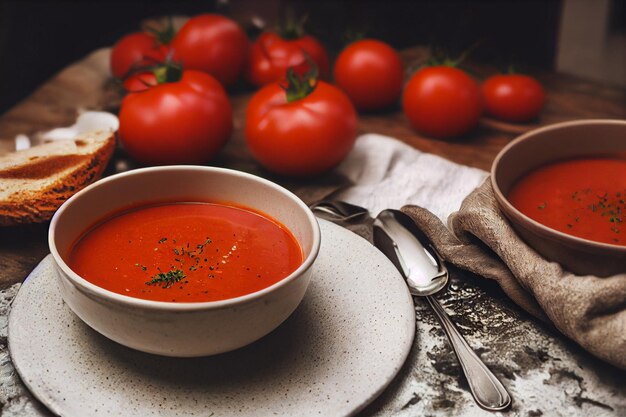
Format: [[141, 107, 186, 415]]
[[281, 58, 319, 103], [154, 61, 183, 84]]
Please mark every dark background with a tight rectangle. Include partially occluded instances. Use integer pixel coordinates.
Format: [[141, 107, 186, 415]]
[[0, 0, 564, 115]]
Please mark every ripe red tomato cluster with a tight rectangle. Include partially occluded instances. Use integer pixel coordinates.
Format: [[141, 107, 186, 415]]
[[111, 15, 248, 87], [402, 68, 545, 138], [112, 13, 546, 173], [113, 13, 358, 174], [113, 15, 247, 166], [246, 31, 329, 87]]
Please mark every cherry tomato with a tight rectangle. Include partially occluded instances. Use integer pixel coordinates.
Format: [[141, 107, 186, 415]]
[[482, 74, 545, 122], [171, 14, 248, 87], [333, 39, 404, 111], [246, 32, 329, 87], [119, 69, 232, 165], [110, 32, 168, 79], [402, 66, 483, 138], [245, 77, 357, 176]]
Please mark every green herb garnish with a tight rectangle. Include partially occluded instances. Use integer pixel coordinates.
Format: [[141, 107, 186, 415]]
[[146, 269, 186, 289]]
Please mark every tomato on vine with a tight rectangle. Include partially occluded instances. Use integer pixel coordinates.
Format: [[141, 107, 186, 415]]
[[122, 71, 157, 93], [246, 16, 329, 87], [245, 64, 357, 176], [482, 73, 545, 122], [334, 39, 404, 111], [119, 63, 232, 165], [110, 31, 170, 79]]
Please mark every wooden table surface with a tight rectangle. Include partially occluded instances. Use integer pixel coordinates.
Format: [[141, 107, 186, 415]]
[[1, 46, 625, 288]]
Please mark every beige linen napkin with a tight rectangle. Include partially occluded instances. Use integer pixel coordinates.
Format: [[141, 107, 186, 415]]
[[325, 133, 625, 369], [401, 180, 626, 370]]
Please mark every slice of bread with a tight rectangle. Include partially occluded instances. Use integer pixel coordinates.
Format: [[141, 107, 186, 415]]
[[0, 130, 116, 226]]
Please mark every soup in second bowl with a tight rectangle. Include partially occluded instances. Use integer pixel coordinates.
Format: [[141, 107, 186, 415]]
[[68, 202, 303, 302], [508, 157, 626, 246]]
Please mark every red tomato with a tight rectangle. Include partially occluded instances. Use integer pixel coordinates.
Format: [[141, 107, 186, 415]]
[[170, 14, 248, 87], [402, 66, 483, 138], [245, 81, 357, 176], [482, 74, 545, 122], [246, 32, 329, 87], [119, 70, 232, 165], [110, 32, 168, 79], [122, 71, 157, 93], [333, 39, 404, 111]]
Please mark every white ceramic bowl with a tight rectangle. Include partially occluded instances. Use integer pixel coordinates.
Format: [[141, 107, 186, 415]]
[[49, 166, 320, 357]]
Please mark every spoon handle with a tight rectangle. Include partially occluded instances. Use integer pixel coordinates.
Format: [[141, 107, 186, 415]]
[[427, 296, 511, 411]]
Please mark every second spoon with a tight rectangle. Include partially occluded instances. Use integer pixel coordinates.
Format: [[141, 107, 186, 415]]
[[373, 209, 511, 411]]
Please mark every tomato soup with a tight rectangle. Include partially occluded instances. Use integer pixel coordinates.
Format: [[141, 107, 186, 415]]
[[68, 203, 303, 302], [508, 157, 626, 246]]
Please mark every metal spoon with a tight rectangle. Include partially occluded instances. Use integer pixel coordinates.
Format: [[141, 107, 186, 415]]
[[373, 209, 511, 411], [311, 201, 512, 410]]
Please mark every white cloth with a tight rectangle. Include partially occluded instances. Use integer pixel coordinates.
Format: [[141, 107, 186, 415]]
[[334, 134, 488, 221]]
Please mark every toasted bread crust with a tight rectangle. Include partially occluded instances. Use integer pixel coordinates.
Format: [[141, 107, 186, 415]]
[[0, 132, 115, 226], [0, 155, 88, 179]]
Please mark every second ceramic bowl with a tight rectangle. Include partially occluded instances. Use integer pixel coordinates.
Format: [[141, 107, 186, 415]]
[[491, 119, 626, 276]]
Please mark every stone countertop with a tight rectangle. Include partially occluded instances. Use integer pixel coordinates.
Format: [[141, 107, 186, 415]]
[[364, 268, 626, 416], [1, 261, 625, 416]]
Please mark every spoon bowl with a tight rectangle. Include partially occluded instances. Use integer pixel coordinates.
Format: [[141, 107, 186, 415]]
[[373, 209, 448, 296]]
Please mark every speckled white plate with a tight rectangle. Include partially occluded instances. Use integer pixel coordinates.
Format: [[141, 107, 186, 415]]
[[8, 219, 415, 417]]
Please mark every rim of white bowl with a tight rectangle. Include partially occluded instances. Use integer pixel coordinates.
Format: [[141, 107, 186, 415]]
[[49, 166, 322, 311], [491, 118, 626, 253]]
